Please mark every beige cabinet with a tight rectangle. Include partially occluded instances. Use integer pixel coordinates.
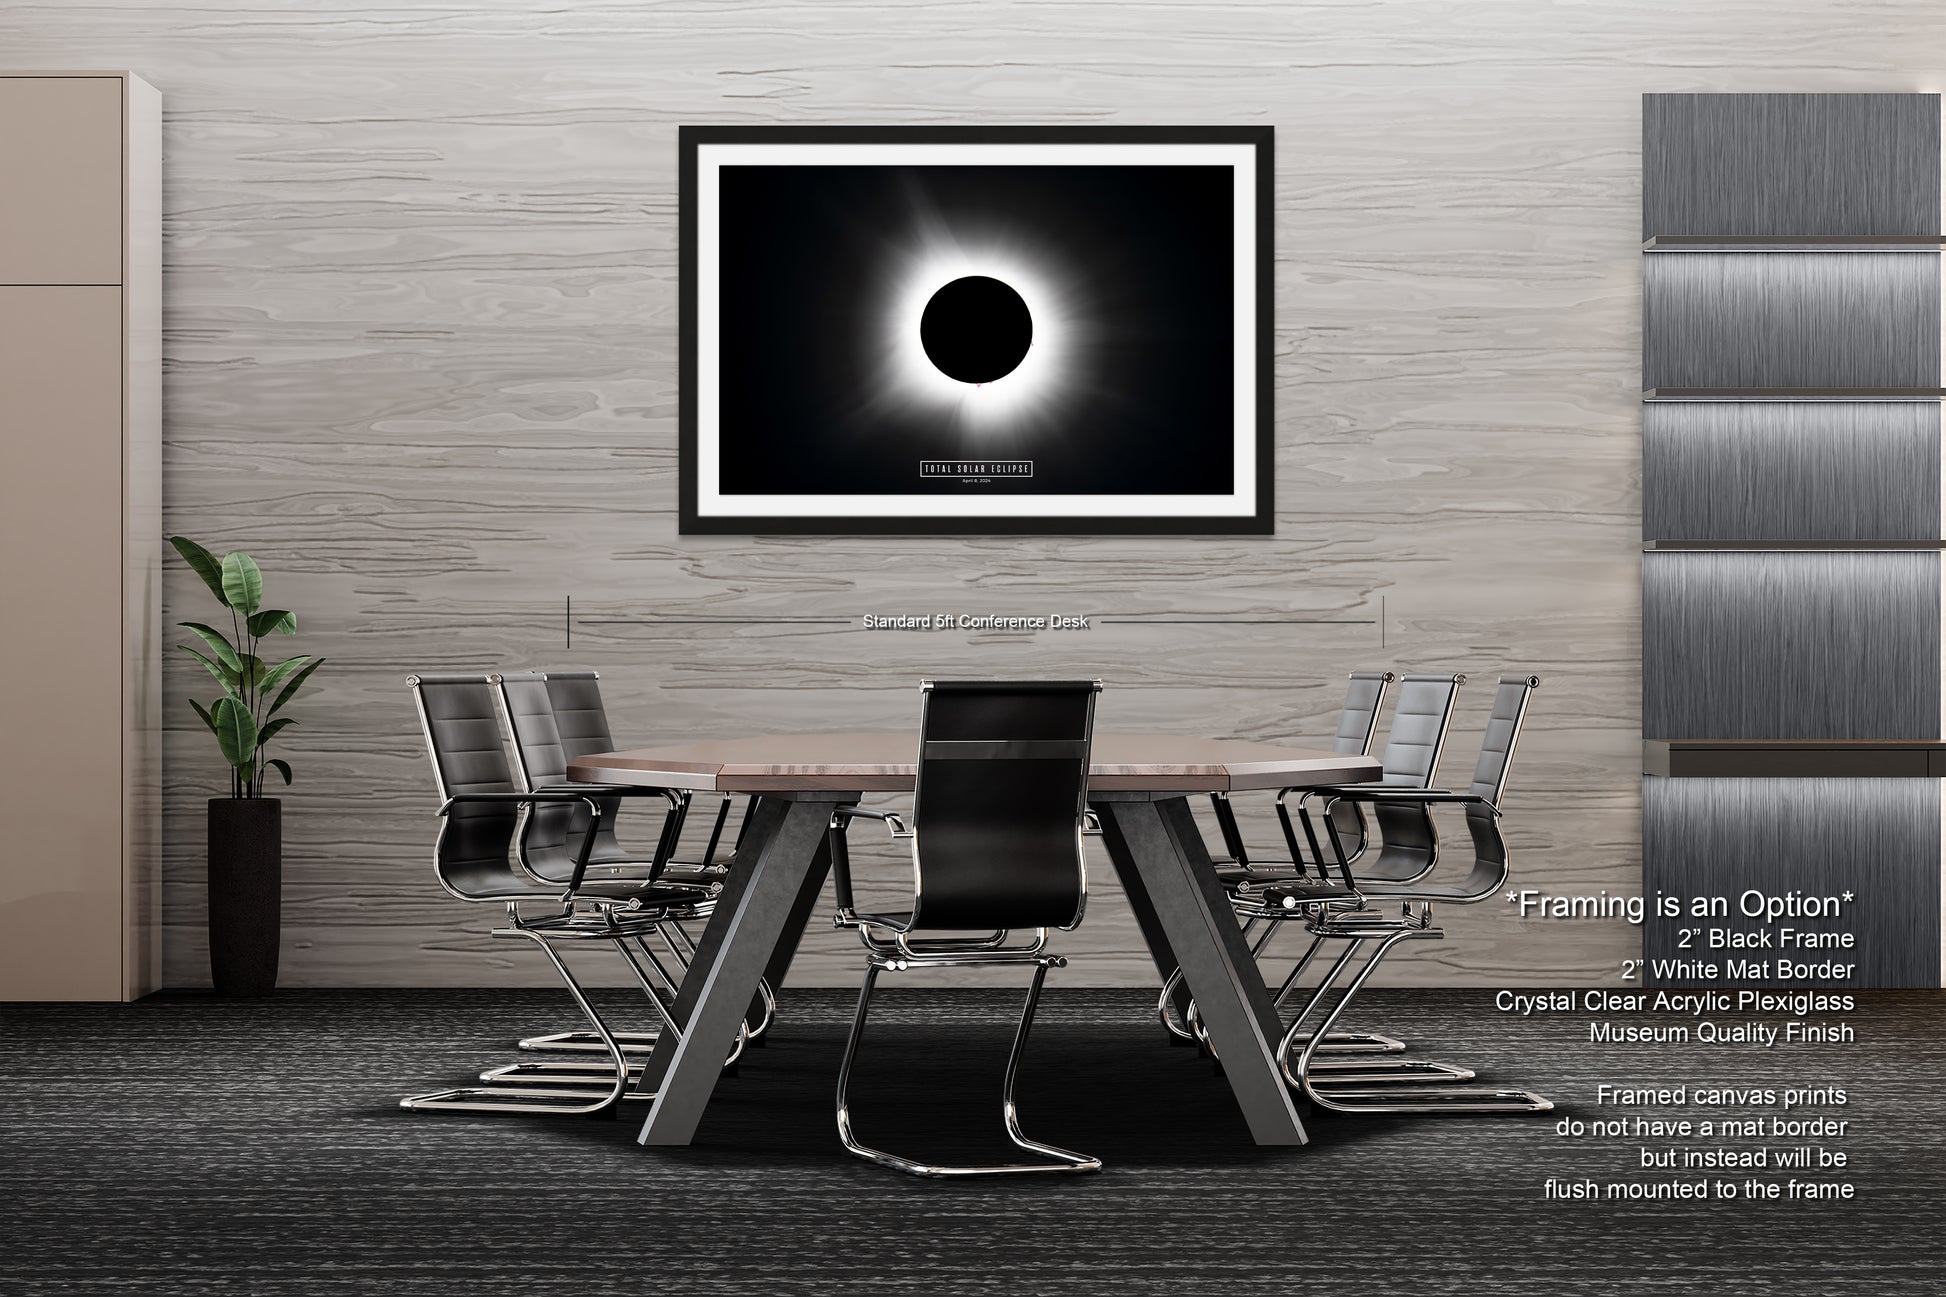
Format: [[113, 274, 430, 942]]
[[0, 72, 160, 1000]]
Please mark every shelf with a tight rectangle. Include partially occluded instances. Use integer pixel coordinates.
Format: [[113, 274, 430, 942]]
[[1644, 539, 1946, 552], [1646, 740, 1946, 778], [1643, 388, 1946, 402], [1644, 235, 1946, 252]]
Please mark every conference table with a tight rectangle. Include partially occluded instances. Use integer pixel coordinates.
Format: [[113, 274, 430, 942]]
[[567, 732, 1379, 1148]]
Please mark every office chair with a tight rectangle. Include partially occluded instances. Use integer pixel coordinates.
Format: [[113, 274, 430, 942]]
[[491, 670, 767, 1063], [1273, 674, 1552, 1114], [500, 670, 742, 884], [1166, 672, 1466, 1059], [827, 679, 1104, 1177], [400, 673, 721, 1115], [1209, 670, 1395, 883]]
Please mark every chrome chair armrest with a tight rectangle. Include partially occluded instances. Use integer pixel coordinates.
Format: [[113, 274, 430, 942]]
[[439, 789, 682, 898], [827, 805, 912, 928], [438, 789, 608, 812], [1323, 787, 1502, 817], [531, 780, 687, 808], [832, 806, 912, 838]]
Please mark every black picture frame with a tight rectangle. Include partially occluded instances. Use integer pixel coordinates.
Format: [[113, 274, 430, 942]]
[[678, 124, 1274, 535]]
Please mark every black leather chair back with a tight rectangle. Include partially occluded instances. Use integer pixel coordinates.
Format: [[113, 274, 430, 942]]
[[542, 671, 616, 762], [1468, 675, 1539, 808], [908, 680, 1100, 932], [1331, 670, 1394, 756], [1325, 670, 1395, 860], [498, 671, 571, 785], [1354, 672, 1464, 884], [409, 673, 527, 900], [1376, 673, 1464, 787], [1453, 675, 1540, 896], [495, 670, 627, 883]]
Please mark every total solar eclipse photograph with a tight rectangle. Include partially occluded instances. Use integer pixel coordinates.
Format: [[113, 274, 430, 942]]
[[680, 126, 1272, 534]]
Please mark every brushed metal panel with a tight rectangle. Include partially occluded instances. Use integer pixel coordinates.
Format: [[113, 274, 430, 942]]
[[1643, 551, 1941, 740], [1643, 254, 1940, 390], [1643, 776, 1939, 987], [1643, 402, 1940, 540], [1644, 93, 1941, 237]]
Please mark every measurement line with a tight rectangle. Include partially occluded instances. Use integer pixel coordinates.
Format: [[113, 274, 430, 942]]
[[1109, 618, 1376, 625]]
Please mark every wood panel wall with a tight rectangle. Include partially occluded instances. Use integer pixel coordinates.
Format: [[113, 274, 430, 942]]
[[9, 0, 1946, 987]]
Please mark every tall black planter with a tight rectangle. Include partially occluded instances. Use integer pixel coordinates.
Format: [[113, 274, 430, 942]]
[[208, 797, 282, 997]]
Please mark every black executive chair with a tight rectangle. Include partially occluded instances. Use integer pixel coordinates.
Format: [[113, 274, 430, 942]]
[[1272, 674, 1551, 1114], [827, 679, 1103, 1177], [1209, 669, 1395, 881], [1169, 672, 1468, 1061], [401, 673, 714, 1115], [1253, 671, 1466, 1002], [1209, 672, 1479, 1086], [491, 670, 768, 1062], [503, 669, 742, 877], [1160, 670, 1396, 1047]]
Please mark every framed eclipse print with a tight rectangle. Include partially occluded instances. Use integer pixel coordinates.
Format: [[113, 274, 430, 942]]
[[679, 125, 1272, 535]]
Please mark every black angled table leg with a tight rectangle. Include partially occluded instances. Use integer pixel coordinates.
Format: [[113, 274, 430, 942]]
[[761, 829, 834, 993], [634, 793, 851, 1144], [1093, 793, 1308, 1146]]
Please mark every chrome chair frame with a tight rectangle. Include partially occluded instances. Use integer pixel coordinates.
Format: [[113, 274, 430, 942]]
[[1167, 666, 1463, 1059], [826, 679, 1104, 1177], [1272, 675, 1553, 1114], [1195, 672, 1466, 1061], [399, 673, 724, 1116], [836, 951, 1096, 1178], [398, 788, 703, 1115], [1164, 670, 1401, 1046], [490, 669, 771, 1059]]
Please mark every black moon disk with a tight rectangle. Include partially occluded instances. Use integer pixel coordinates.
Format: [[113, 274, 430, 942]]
[[919, 275, 1033, 383]]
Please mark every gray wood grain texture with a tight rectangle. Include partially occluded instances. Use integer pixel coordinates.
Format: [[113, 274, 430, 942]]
[[16, 0, 1946, 989], [1643, 253, 1941, 389], [1643, 402, 1941, 540], [1644, 776, 1940, 986], [1643, 551, 1942, 740], [1644, 93, 1940, 237]]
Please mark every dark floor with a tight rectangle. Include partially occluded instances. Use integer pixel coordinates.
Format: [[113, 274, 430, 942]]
[[0, 986, 1938, 1295]]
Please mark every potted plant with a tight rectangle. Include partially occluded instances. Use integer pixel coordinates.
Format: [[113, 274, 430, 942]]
[[170, 537, 324, 997]]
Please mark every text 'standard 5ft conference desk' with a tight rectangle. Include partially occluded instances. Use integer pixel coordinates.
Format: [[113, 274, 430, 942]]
[[568, 733, 1379, 1148]]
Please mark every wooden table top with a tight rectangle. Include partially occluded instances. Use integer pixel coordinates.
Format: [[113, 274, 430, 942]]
[[567, 732, 1379, 794]]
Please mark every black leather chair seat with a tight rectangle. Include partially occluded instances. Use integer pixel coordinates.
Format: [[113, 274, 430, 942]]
[[450, 871, 708, 908], [1215, 861, 1310, 887], [1258, 877, 1359, 906]]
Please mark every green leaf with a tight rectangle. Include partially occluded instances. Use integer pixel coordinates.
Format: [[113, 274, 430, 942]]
[[255, 716, 295, 749], [234, 654, 265, 689], [178, 622, 242, 673], [178, 644, 240, 692], [210, 696, 258, 768], [249, 608, 296, 637], [169, 537, 229, 607], [220, 552, 263, 615], [266, 759, 293, 786], [257, 654, 312, 696], [266, 656, 323, 717], [188, 698, 218, 735]]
